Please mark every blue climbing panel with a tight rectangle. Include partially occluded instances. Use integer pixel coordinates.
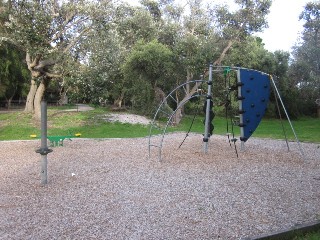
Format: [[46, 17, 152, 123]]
[[239, 69, 270, 141]]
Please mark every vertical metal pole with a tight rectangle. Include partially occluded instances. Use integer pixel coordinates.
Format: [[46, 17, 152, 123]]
[[203, 64, 213, 153], [41, 101, 48, 184], [237, 69, 245, 151], [270, 78, 306, 161], [36, 101, 52, 185]]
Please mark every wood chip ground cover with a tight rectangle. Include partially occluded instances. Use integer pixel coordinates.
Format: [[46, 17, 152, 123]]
[[1, 133, 319, 239]]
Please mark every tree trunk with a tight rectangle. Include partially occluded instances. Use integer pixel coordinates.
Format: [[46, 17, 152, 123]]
[[24, 77, 38, 113], [5, 87, 17, 110], [6, 98, 12, 109], [172, 70, 195, 125], [59, 91, 68, 105], [114, 91, 125, 108], [173, 108, 183, 125], [34, 80, 47, 120]]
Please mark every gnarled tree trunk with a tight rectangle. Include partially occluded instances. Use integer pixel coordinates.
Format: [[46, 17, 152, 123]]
[[24, 77, 38, 113], [172, 69, 194, 125], [114, 91, 125, 108], [34, 79, 48, 120]]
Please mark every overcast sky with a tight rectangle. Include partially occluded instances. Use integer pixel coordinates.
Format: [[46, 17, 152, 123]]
[[254, 0, 308, 52], [124, 0, 310, 52]]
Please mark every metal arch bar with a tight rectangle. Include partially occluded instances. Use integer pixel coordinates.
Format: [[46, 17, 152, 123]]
[[158, 93, 205, 161], [148, 80, 205, 158]]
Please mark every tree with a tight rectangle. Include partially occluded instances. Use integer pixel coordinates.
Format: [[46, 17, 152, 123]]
[[0, 43, 29, 108], [108, 0, 272, 121], [122, 40, 175, 114], [2, 0, 114, 119], [165, 0, 272, 123], [0, 1, 29, 109], [115, 3, 158, 50], [71, 25, 126, 106], [289, 2, 320, 116]]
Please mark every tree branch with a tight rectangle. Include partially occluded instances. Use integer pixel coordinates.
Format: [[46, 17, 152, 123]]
[[26, 52, 31, 69], [213, 40, 233, 66], [33, 59, 58, 70], [44, 71, 62, 78], [62, 27, 91, 53], [51, 15, 90, 44], [30, 55, 42, 68]]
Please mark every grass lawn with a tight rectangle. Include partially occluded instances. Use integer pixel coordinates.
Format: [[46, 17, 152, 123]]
[[171, 115, 320, 143], [0, 106, 319, 143], [294, 229, 320, 240]]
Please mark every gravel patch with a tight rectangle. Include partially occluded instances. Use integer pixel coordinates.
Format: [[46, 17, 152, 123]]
[[102, 113, 151, 125], [1, 133, 319, 239], [63, 104, 95, 112]]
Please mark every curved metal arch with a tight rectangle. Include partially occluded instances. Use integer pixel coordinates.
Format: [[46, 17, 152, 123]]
[[148, 80, 206, 160]]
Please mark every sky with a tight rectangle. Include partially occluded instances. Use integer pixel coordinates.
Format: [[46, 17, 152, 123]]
[[254, 0, 308, 52], [124, 0, 310, 52]]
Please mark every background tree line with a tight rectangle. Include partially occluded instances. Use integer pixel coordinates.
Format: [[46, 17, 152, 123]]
[[0, 0, 319, 119]]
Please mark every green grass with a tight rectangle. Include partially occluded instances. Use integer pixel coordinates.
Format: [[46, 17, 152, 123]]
[[253, 117, 320, 143], [294, 230, 320, 240], [0, 107, 150, 140], [0, 107, 319, 143], [165, 115, 320, 143], [289, 227, 320, 240]]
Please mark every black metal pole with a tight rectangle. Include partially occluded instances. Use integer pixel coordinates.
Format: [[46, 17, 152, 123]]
[[203, 64, 213, 153]]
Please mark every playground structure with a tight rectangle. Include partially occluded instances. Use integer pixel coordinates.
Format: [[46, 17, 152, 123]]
[[32, 133, 76, 146], [148, 65, 305, 161]]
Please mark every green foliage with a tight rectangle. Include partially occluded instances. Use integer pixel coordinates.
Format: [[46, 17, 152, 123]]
[[213, 0, 272, 39], [124, 40, 174, 87], [0, 43, 29, 103], [2, 0, 317, 120], [287, 2, 320, 117], [115, 4, 157, 48], [122, 40, 175, 113]]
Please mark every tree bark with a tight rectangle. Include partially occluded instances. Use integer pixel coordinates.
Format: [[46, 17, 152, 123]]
[[34, 79, 47, 120], [114, 91, 125, 108], [59, 91, 68, 105], [6, 98, 12, 109], [24, 77, 38, 113], [213, 40, 233, 66], [172, 70, 195, 125]]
